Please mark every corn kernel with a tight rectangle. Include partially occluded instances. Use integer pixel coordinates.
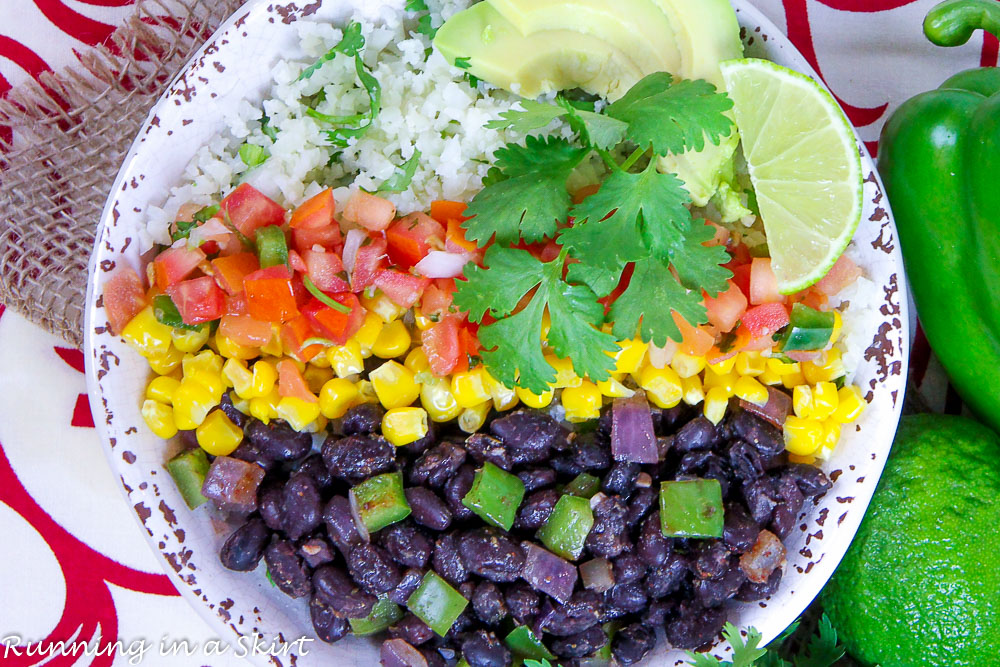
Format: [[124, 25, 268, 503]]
[[146, 375, 181, 405], [816, 420, 842, 460], [758, 366, 783, 386], [516, 386, 554, 409], [421, 377, 463, 422], [354, 312, 384, 358], [707, 354, 737, 375], [544, 354, 582, 389], [677, 375, 701, 406], [182, 350, 224, 377], [413, 306, 434, 331], [782, 370, 807, 389], [703, 386, 730, 425], [171, 325, 210, 353], [482, 370, 519, 411], [833, 385, 866, 423], [196, 410, 243, 455], [309, 350, 331, 368], [122, 306, 174, 359], [703, 369, 738, 395], [361, 290, 406, 323], [562, 381, 602, 422], [783, 416, 825, 456], [811, 382, 840, 420], [327, 340, 364, 378], [613, 338, 648, 375], [766, 358, 800, 376], [356, 379, 378, 404], [458, 401, 491, 433], [383, 407, 429, 446], [735, 352, 765, 377], [671, 352, 706, 379], [188, 369, 224, 402], [803, 348, 846, 385], [148, 346, 184, 375], [405, 347, 430, 374], [249, 360, 278, 398], [452, 368, 492, 409], [277, 396, 321, 431], [597, 376, 635, 398], [141, 399, 177, 439], [223, 359, 252, 398], [215, 334, 259, 361], [249, 387, 280, 424], [172, 379, 219, 430], [231, 395, 251, 416], [319, 378, 360, 419], [261, 325, 283, 357], [734, 376, 768, 406], [304, 365, 334, 394], [372, 320, 411, 359], [639, 364, 683, 409], [793, 384, 814, 419], [830, 311, 843, 345], [370, 360, 421, 409]]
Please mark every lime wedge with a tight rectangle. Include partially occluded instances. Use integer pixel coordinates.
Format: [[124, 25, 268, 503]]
[[719, 58, 862, 294]]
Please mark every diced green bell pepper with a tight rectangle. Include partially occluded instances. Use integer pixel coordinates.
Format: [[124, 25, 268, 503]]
[[255, 224, 289, 269], [349, 597, 403, 635], [659, 479, 724, 538], [166, 448, 211, 509], [505, 625, 555, 661], [778, 303, 835, 352], [462, 462, 525, 531], [407, 571, 469, 637], [564, 473, 601, 499], [537, 494, 594, 561], [152, 295, 202, 331], [350, 471, 410, 533]]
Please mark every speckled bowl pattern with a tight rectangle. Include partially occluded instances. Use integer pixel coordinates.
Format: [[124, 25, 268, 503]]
[[84, 1, 909, 664]]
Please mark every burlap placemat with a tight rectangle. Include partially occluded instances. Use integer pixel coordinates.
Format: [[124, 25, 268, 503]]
[[0, 0, 245, 348]]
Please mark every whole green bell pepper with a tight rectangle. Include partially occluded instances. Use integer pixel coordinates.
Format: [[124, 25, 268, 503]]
[[878, 0, 1000, 434]]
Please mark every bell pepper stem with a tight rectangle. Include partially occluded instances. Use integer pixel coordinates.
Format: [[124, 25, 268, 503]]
[[925, 0, 1000, 47]]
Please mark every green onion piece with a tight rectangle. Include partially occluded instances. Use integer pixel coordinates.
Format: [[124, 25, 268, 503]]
[[192, 204, 220, 223], [348, 597, 403, 635], [505, 626, 556, 661], [659, 479, 724, 539], [564, 473, 601, 499], [255, 225, 289, 270], [152, 295, 202, 331], [461, 462, 525, 531], [165, 448, 211, 509], [406, 571, 469, 637], [350, 471, 411, 534], [536, 494, 594, 561], [170, 220, 198, 242], [306, 107, 367, 125], [778, 303, 836, 352], [303, 275, 351, 314]]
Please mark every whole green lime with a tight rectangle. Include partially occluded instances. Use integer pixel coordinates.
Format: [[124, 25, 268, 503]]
[[822, 414, 1000, 666]]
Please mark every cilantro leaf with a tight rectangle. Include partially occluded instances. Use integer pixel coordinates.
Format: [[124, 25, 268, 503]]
[[239, 143, 268, 168], [170, 220, 198, 243], [666, 220, 733, 296], [298, 22, 365, 80], [727, 625, 768, 667], [478, 295, 556, 394], [605, 72, 734, 156], [377, 150, 421, 193], [259, 113, 278, 141], [324, 54, 382, 148], [405, 0, 437, 39], [555, 98, 628, 150], [454, 56, 472, 69], [610, 257, 707, 347], [486, 99, 568, 134], [463, 136, 589, 245], [566, 262, 621, 299], [457, 246, 549, 323], [794, 615, 845, 667]]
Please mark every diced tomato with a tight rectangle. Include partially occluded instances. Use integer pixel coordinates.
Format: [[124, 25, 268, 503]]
[[726, 242, 752, 268], [796, 289, 829, 311], [200, 240, 220, 255], [243, 265, 299, 323], [704, 281, 747, 333], [280, 315, 324, 362], [742, 303, 790, 338], [459, 325, 481, 358], [293, 224, 343, 253], [301, 293, 365, 345], [429, 200, 468, 224], [103, 267, 147, 335], [302, 249, 349, 293], [420, 282, 455, 319], [750, 258, 787, 305], [277, 359, 318, 402], [225, 293, 249, 315], [166, 276, 226, 325], [445, 218, 479, 254], [153, 246, 205, 291], [374, 269, 430, 309], [211, 252, 259, 295], [352, 237, 388, 291], [539, 239, 562, 263], [290, 188, 335, 230], [673, 312, 715, 357], [212, 233, 245, 257], [704, 221, 730, 248], [814, 254, 862, 296], [785, 350, 823, 363], [219, 313, 272, 347], [730, 264, 753, 300], [343, 191, 396, 231], [219, 183, 286, 238], [386, 213, 445, 268], [288, 250, 308, 274], [422, 315, 462, 376]]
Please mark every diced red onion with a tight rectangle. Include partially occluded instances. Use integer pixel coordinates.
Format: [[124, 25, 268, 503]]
[[647, 339, 677, 369], [611, 392, 659, 464], [342, 228, 366, 280], [347, 489, 372, 543], [201, 456, 265, 513], [381, 639, 428, 667], [579, 558, 615, 593], [414, 251, 473, 279], [522, 543, 578, 604], [187, 218, 229, 247], [739, 529, 786, 584], [739, 386, 793, 429]]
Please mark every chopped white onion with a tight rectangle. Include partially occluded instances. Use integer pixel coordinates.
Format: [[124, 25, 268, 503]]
[[414, 250, 473, 279], [342, 228, 366, 282], [186, 218, 230, 247]]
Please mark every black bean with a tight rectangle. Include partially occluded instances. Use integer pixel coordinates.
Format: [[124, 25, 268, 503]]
[[655, 404, 691, 434], [460, 630, 511, 667], [294, 454, 335, 493], [693, 541, 732, 580], [282, 473, 323, 540], [380, 522, 432, 569], [348, 543, 402, 595], [390, 614, 436, 646], [471, 581, 507, 627], [323, 495, 364, 555], [730, 410, 785, 457], [646, 553, 689, 599], [432, 532, 469, 586], [312, 565, 377, 618], [569, 432, 611, 471], [458, 529, 525, 582], [677, 450, 714, 475], [447, 609, 476, 639], [598, 407, 614, 437], [667, 602, 728, 650], [694, 565, 747, 608], [514, 489, 558, 531], [517, 467, 557, 493], [444, 464, 476, 521], [421, 647, 448, 667], [219, 517, 270, 572], [612, 553, 647, 584], [341, 403, 385, 436], [637, 511, 673, 568], [612, 623, 656, 666], [405, 487, 453, 531], [245, 419, 313, 462], [673, 417, 718, 452], [771, 474, 805, 539], [264, 538, 312, 598], [551, 625, 609, 659], [464, 433, 512, 470], [728, 440, 768, 482], [602, 582, 648, 618], [586, 495, 630, 559], [736, 566, 783, 602], [490, 410, 567, 464], [549, 454, 584, 476], [310, 595, 350, 644], [723, 503, 760, 554], [602, 462, 640, 496], [220, 392, 248, 429], [785, 463, 833, 497], [536, 590, 602, 637], [411, 442, 467, 488], [299, 537, 336, 568], [403, 421, 437, 456], [503, 583, 540, 626], [390, 568, 425, 605], [322, 434, 395, 484], [257, 480, 286, 532], [656, 435, 675, 461], [626, 486, 657, 528], [742, 478, 778, 524], [642, 598, 677, 626], [230, 434, 275, 472]]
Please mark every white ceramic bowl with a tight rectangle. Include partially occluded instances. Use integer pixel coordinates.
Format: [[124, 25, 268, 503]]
[[85, 1, 909, 663]]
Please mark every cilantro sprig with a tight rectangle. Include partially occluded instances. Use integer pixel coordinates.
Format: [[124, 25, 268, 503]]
[[457, 72, 736, 389], [685, 616, 846, 667]]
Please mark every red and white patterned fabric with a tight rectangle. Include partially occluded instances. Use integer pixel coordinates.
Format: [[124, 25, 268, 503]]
[[0, 0, 989, 664]]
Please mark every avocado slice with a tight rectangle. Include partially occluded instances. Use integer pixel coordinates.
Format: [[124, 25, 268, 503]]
[[433, 2, 644, 100]]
